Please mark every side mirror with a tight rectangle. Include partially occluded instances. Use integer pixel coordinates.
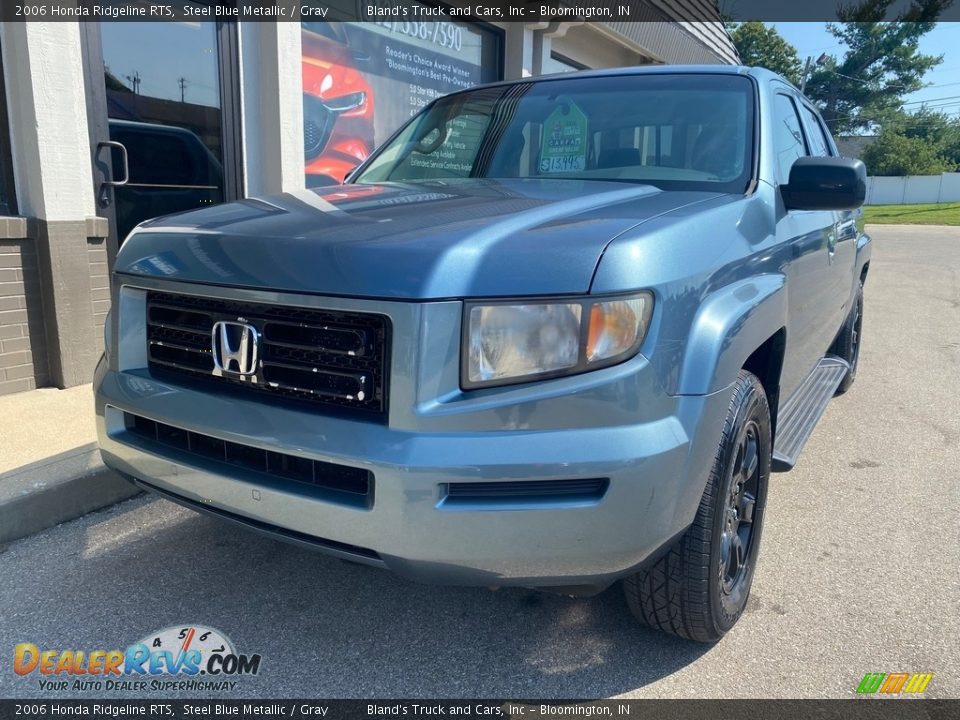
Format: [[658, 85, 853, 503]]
[[782, 157, 866, 211]]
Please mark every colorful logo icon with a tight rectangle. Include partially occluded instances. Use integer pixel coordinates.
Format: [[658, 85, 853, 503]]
[[856, 672, 933, 695]]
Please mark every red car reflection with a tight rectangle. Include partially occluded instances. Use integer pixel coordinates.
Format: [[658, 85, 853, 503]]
[[302, 23, 375, 187]]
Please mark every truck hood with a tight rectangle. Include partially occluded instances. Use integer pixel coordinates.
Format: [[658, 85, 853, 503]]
[[116, 179, 723, 299]]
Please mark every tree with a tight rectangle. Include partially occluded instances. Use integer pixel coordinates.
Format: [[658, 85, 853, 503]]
[[727, 22, 803, 87], [883, 108, 960, 170], [803, 0, 950, 135], [861, 127, 951, 175], [899, 108, 960, 166]]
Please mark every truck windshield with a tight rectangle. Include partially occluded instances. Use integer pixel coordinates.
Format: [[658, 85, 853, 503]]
[[354, 73, 755, 194]]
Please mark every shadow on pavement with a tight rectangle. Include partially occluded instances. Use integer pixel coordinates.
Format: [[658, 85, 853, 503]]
[[0, 496, 713, 698]]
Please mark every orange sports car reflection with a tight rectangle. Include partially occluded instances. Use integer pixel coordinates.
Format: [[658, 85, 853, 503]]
[[301, 23, 376, 187]]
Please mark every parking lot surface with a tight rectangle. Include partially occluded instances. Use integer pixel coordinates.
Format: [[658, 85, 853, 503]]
[[1, 225, 957, 699]]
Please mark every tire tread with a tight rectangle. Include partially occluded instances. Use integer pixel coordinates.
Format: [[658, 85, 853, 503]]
[[624, 370, 769, 642]]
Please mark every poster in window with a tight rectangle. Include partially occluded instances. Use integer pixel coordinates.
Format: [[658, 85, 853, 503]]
[[302, 20, 498, 187]]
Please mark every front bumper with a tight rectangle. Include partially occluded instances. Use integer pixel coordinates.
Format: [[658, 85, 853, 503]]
[[95, 280, 732, 589], [96, 369, 730, 590]]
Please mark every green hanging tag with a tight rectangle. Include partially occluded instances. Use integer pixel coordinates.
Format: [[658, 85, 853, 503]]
[[539, 99, 589, 174]]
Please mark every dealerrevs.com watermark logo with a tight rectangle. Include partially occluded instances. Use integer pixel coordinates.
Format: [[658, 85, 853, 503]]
[[13, 625, 261, 693]]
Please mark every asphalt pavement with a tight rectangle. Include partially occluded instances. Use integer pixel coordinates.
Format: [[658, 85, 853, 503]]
[[1, 225, 957, 699]]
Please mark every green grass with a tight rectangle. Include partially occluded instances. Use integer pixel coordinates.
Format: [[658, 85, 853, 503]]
[[863, 202, 960, 226]]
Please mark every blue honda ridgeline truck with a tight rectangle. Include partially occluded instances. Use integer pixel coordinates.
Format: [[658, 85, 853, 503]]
[[96, 66, 870, 642]]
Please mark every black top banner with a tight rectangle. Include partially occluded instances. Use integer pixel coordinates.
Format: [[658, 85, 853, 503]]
[[0, 700, 958, 720], [3, 0, 960, 23]]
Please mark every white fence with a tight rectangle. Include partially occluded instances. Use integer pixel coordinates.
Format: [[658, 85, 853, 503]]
[[865, 173, 960, 205]]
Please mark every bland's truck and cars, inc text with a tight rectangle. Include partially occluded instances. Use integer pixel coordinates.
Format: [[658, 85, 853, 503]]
[[95, 66, 869, 642]]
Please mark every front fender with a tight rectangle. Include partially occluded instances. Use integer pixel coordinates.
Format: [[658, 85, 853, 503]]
[[856, 229, 872, 276], [676, 275, 787, 395]]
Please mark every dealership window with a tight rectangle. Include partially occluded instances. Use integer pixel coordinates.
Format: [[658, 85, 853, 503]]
[[301, 19, 502, 187], [0, 41, 15, 216], [97, 20, 227, 241]]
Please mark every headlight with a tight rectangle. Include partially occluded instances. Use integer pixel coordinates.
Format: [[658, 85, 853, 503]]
[[464, 292, 653, 389], [324, 92, 367, 113]]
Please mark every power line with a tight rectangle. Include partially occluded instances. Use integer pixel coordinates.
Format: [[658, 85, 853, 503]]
[[822, 100, 960, 124], [820, 69, 912, 91], [811, 70, 960, 95], [902, 94, 960, 106], [824, 112, 960, 130], [913, 100, 960, 109], [919, 80, 960, 91], [822, 103, 960, 123]]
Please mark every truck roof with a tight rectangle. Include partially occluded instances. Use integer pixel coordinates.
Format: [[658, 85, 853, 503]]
[[450, 64, 792, 96]]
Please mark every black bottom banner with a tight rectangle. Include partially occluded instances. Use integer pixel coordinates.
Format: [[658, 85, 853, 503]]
[[0, 700, 958, 720]]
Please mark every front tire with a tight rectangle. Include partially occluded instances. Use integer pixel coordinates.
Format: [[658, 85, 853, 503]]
[[831, 282, 864, 395], [623, 370, 771, 642]]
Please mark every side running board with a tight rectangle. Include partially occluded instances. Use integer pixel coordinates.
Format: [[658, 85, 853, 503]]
[[772, 355, 849, 472]]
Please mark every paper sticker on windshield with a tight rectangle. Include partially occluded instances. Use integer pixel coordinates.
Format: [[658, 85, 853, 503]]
[[539, 100, 588, 174]]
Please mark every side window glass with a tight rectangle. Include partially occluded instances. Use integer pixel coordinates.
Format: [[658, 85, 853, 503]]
[[773, 94, 808, 183], [802, 106, 833, 157]]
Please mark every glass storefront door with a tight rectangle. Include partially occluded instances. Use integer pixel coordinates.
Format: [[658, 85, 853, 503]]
[[0, 38, 15, 216], [82, 15, 241, 252]]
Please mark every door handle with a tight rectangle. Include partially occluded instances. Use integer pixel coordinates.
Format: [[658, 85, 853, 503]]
[[97, 140, 129, 187], [837, 218, 857, 241]]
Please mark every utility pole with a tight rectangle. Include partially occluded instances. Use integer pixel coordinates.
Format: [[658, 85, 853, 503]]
[[125, 70, 141, 95], [178, 77, 188, 103], [800, 53, 830, 93]]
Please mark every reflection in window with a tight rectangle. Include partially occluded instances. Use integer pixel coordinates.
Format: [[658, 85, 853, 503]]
[[358, 74, 755, 195], [301, 19, 502, 187], [100, 20, 222, 163], [802, 106, 833, 158], [773, 94, 808, 182], [99, 19, 225, 240], [0, 40, 15, 216]]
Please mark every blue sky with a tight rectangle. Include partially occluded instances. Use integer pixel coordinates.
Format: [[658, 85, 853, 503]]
[[770, 23, 960, 116], [100, 22, 221, 108]]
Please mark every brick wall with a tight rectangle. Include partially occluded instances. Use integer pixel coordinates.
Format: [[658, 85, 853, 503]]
[[88, 237, 110, 344], [0, 239, 50, 394]]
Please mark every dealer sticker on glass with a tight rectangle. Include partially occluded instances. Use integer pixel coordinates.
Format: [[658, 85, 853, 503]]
[[539, 100, 589, 173]]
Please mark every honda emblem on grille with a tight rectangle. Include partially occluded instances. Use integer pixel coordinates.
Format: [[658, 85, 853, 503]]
[[211, 320, 259, 378]]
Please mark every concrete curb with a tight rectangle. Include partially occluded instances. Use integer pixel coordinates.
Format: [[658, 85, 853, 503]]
[[0, 443, 141, 545]]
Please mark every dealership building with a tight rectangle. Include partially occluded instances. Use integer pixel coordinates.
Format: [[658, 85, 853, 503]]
[[0, 4, 737, 396]]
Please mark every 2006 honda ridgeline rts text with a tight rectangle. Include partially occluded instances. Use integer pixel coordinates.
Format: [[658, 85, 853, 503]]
[[96, 66, 870, 642]]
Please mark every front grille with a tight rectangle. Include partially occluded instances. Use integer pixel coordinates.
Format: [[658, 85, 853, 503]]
[[146, 291, 389, 420], [303, 93, 335, 160], [125, 412, 373, 508]]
